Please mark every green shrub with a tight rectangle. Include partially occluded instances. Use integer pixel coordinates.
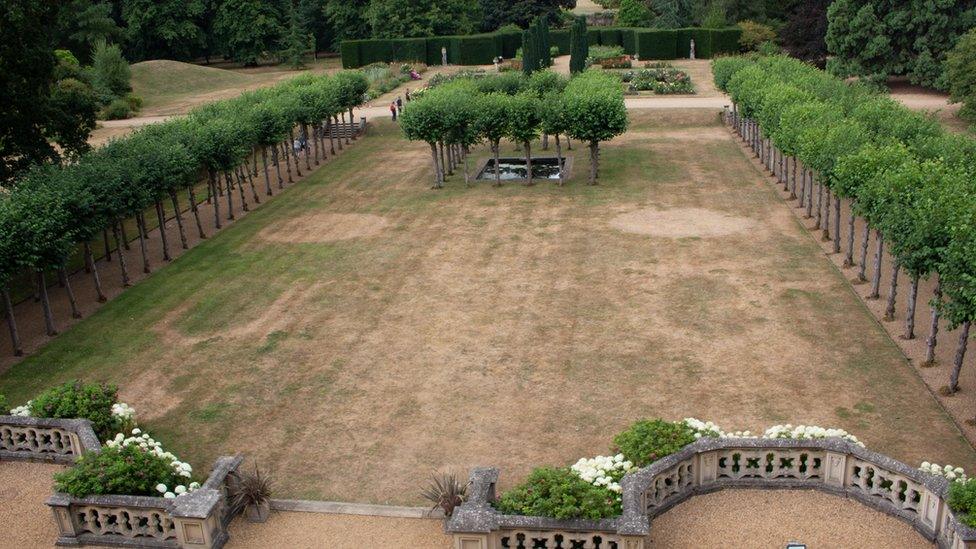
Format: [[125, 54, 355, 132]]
[[635, 29, 678, 59], [737, 20, 776, 52], [947, 29, 976, 123], [0, 394, 7, 413], [54, 444, 182, 498], [102, 98, 131, 120], [613, 419, 696, 467], [494, 467, 621, 519], [29, 381, 122, 439], [126, 94, 143, 111], [588, 45, 625, 61], [91, 39, 131, 101], [711, 56, 756, 92], [949, 479, 976, 527]]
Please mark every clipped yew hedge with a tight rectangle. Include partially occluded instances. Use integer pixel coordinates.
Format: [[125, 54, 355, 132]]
[[341, 27, 742, 68]]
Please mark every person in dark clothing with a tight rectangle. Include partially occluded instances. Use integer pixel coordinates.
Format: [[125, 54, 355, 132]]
[[405, 89, 411, 102], [390, 102, 397, 121], [396, 96, 403, 113]]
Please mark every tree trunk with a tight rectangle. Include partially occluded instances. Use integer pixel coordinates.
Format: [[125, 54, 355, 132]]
[[37, 271, 57, 336], [103, 230, 112, 262], [83, 242, 107, 302], [209, 171, 221, 229], [542, 133, 549, 150], [136, 213, 151, 274], [334, 116, 343, 150], [822, 189, 831, 240], [188, 186, 206, 239], [869, 231, 883, 299], [446, 142, 454, 172], [429, 142, 442, 188], [789, 157, 797, 199], [462, 146, 470, 186], [805, 171, 814, 218], [2, 288, 22, 356], [270, 146, 283, 189], [832, 195, 841, 253], [282, 141, 294, 183], [300, 123, 312, 171], [493, 141, 502, 187], [342, 111, 351, 145], [844, 212, 856, 267], [948, 321, 971, 393], [798, 165, 806, 209], [235, 168, 250, 212], [288, 130, 302, 177], [904, 274, 919, 339], [883, 261, 900, 320], [244, 163, 260, 204], [327, 119, 337, 154], [58, 267, 82, 319], [857, 225, 870, 282], [224, 172, 235, 220], [155, 201, 171, 261], [312, 124, 321, 165], [555, 134, 564, 187], [440, 142, 451, 176], [113, 223, 131, 287], [815, 178, 823, 229], [169, 191, 188, 250], [589, 141, 598, 185], [348, 107, 355, 141], [120, 222, 131, 250], [924, 282, 942, 365], [524, 140, 533, 186]]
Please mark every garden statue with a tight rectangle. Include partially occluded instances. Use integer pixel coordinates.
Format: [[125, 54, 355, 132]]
[[441, 47, 448, 66], [690, 39, 696, 60]]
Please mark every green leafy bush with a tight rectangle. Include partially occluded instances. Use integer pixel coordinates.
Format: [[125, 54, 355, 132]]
[[947, 29, 976, 123], [588, 45, 625, 62], [494, 467, 621, 519], [949, 479, 976, 527], [102, 98, 131, 120], [0, 394, 7, 413], [613, 419, 696, 467], [54, 444, 182, 498], [29, 381, 122, 439], [737, 20, 776, 52]]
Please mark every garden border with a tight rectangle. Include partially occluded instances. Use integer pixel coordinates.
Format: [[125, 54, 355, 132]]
[[447, 437, 976, 549]]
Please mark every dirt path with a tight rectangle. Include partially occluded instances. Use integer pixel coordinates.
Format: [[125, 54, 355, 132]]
[[0, 461, 63, 548]]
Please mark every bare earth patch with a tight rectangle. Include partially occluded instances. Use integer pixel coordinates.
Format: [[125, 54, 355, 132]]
[[258, 213, 389, 243], [610, 207, 756, 238]]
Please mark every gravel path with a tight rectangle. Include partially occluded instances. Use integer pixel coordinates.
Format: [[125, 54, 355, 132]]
[[649, 489, 932, 548], [0, 461, 63, 549], [227, 512, 450, 548]]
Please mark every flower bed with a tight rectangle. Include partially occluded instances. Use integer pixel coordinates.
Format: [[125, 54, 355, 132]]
[[621, 67, 695, 94]]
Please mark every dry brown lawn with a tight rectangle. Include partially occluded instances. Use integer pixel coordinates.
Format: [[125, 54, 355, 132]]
[[2, 109, 972, 504]]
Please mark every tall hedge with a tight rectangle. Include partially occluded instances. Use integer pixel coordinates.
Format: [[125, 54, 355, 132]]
[[340, 27, 742, 68]]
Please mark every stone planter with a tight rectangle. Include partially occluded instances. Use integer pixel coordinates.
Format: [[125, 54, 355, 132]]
[[47, 455, 244, 549], [245, 501, 271, 523]]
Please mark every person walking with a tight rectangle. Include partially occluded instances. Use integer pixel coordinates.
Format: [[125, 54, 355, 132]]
[[405, 89, 411, 102], [390, 102, 397, 121], [396, 96, 403, 113]]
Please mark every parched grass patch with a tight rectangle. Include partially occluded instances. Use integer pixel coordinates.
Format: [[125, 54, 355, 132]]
[[2, 110, 973, 503]]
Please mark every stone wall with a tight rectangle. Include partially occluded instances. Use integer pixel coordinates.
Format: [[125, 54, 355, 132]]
[[447, 437, 976, 549], [0, 415, 101, 464]]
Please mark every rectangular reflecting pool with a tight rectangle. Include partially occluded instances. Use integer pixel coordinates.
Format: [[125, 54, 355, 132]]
[[476, 157, 565, 181]]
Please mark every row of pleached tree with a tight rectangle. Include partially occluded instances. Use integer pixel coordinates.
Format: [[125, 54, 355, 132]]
[[0, 71, 369, 356], [399, 70, 628, 187], [715, 55, 976, 395]]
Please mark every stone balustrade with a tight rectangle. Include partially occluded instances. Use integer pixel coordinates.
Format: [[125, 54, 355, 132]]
[[47, 455, 244, 549], [447, 438, 976, 549], [0, 415, 101, 464]]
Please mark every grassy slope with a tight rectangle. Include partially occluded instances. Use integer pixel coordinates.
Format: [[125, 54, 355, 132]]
[[3, 113, 972, 503], [130, 60, 258, 109]]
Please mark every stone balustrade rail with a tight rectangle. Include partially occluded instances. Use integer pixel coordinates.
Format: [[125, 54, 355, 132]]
[[0, 415, 101, 464], [0, 415, 243, 549], [447, 437, 976, 549]]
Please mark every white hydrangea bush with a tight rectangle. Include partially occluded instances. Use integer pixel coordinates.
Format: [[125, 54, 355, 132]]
[[571, 454, 637, 496], [106, 428, 198, 498], [762, 424, 864, 446], [8, 399, 136, 427], [683, 418, 754, 439], [9, 401, 31, 417], [920, 462, 968, 483]]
